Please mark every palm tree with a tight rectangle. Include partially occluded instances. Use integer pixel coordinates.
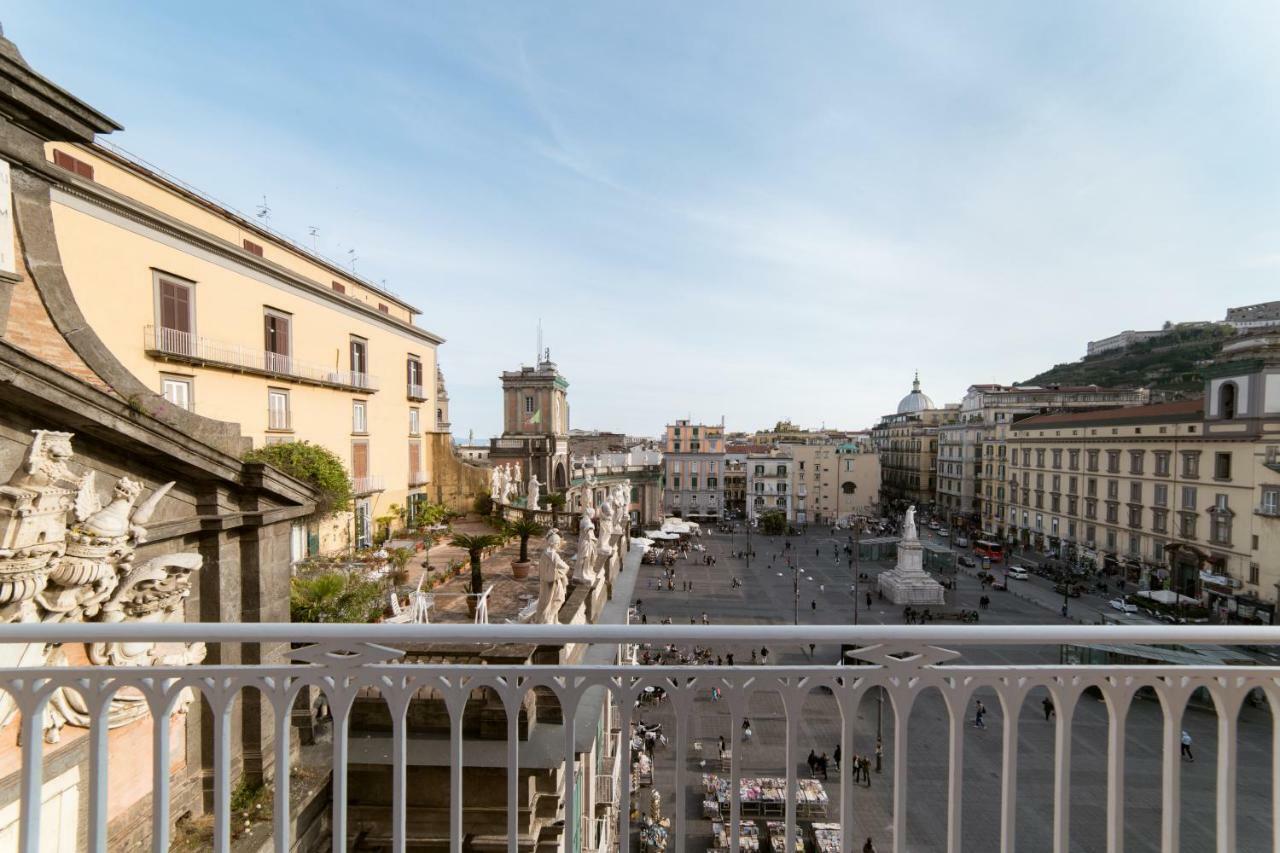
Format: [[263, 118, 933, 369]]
[[450, 532, 509, 595], [507, 516, 547, 564]]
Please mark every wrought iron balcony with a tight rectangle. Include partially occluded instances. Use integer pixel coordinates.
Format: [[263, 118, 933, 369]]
[[144, 325, 379, 392], [353, 474, 385, 494], [407, 382, 427, 401], [2, 623, 1277, 853]]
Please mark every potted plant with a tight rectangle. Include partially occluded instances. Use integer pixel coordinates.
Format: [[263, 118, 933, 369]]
[[449, 532, 508, 616], [506, 516, 546, 579]]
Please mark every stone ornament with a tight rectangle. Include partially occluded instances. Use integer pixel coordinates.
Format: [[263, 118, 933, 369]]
[[527, 473, 542, 511], [0, 430, 203, 742], [533, 528, 569, 624]]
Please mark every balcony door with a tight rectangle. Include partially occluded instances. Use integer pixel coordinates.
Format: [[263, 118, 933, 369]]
[[350, 338, 368, 384], [352, 439, 369, 490], [156, 276, 193, 354], [264, 310, 292, 374]]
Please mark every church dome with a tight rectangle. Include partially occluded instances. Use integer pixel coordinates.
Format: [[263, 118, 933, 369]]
[[897, 372, 935, 414]]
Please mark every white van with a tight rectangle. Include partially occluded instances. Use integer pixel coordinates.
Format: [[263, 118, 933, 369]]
[[1007, 567, 1029, 581]]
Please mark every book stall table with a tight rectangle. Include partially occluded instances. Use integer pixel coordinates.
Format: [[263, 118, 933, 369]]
[[795, 778, 830, 818], [810, 822, 841, 853], [709, 820, 760, 852], [700, 774, 828, 820], [765, 821, 805, 853]]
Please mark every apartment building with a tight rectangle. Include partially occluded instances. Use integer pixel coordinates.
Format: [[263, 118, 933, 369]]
[[872, 374, 953, 508], [42, 140, 447, 551], [662, 420, 725, 520], [1006, 331, 1280, 621], [934, 384, 1152, 539], [746, 451, 792, 523], [1225, 301, 1280, 332], [781, 439, 881, 526]]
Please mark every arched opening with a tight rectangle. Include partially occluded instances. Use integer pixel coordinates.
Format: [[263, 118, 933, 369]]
[[555, 462, 567, 490], [841, 482, 856, 495], [1219, 382, 1237, 420]]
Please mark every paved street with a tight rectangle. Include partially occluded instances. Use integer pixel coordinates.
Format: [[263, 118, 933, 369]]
[[628, 526, 1276, 852]]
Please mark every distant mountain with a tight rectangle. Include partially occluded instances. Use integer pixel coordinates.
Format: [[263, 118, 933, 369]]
[[1021, 325, 1235, 395]]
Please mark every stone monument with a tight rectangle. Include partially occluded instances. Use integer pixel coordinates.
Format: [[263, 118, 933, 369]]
[[533, 528, 569, 624], [876, 506, 945, 605], [573, 507, 600, 585]]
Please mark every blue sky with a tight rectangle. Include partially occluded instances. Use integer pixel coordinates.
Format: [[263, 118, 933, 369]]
[[8, 3, 1279, 440]]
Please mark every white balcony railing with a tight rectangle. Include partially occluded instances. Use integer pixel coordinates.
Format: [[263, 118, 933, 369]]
[[2, 623, 1278, 853], [353, 474, 385, 494], [408, 470, 429, 486], [407, 382, 426, 400], [145, 325, 379, 391]]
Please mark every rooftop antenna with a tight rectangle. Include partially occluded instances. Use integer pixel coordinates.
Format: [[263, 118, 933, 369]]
[[536, 318, 543, 365], [255, 195, 271, 227], [307, 226, 319, 252], [347, 248, 357, 273]]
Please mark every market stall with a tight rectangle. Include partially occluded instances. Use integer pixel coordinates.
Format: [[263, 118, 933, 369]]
[[811, 822, 841, 853]]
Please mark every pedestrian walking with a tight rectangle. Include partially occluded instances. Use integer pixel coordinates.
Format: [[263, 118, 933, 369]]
[[726, 652, 735, 667], [807, 749, 818, 776], [863, 837, 877, 853], [875, 739, 883, 773], [861, 756, 872, 786], [811, 599, 817, 612], [974, 699, 987, 729], [1042, 696, 1055, 721], [751, 650, 758, 664], [833, 744, 842, 770], [818, 753, 829, 780], [742, 718, 753, 742], [760, 647, 769, 664], [866, 591, 872, 608], [1181, 730, 1194, 761]]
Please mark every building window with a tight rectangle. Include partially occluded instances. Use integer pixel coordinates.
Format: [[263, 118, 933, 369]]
[[1154, 451, 1171, 476], [1181, 451, 1200, 478], [1068, 450, 1080, 470], [243, 239, 264, 257], [1153, 484, 1168, 507], [351, 440, 369, 482], [1262, 487, 1280, 516], [1128, 506, 1142, 528], [1105, 503, 1119, 524], [409, 408, 420, 436], [1181, 486, 1197, 511], [350, 337, 369, 380], [264, 309, 292, 372], [1107, 480, 1119, 500], [1051, 474, 1061, 492], [1052, 449, 1062, 469], [690, 476, 699, 490], [1128, 534, 1141, 556], [1152, 508, 1168, 532], [1086, 450, 1099, 472], [1152, 538, 1165, 560], [1085, 499, 1097, 520], [267, 388, 290, 431], [1106, 530, 1117, 551], [1086, 525, 1096, 544], [155, 274, 194, 353], [525, 395, 534, 414], [1218, 382, 1237, 419], [1178, 513, 1197, 539], [53, 148, 94, 179], [160, 375, 192, 410], [408, 439, 422, 484], [1035, 449, 1045, 468], [1022, 449, 1032, 467], [332, 281, 346, 294], [378, 303, 390, 314], [1106, 451, 1120, 473], [1213, 452, 1231, 481], [407, 356, 424, 395], [1128, 450, 1144, 475], [352, 400, 368, 434], [1129, 482, 1142, 504], [1067, 496, 1077, 515], [1249, 563, 1260, 585]]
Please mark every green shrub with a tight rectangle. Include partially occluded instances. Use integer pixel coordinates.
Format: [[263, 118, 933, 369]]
[[245, 441, 352, 515], [759, 510, 787, 536], [290, 571, 385, 623]]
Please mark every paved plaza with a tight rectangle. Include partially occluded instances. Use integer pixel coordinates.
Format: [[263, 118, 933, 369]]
[[628, 526, 1276, 852]]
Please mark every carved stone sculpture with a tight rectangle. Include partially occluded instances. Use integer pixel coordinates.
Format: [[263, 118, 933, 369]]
[[595, 500, 615, 577], [903, 505, 917, 541], [527, 474, 542, 511], [533, 528, 569, 624], [573, 508, 599, 585], [0, 430, 203, 742]]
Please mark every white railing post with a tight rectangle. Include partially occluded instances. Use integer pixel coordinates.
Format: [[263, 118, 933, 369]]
[[85, 683, 115, 853], [614, 682, 632, 853], [1159, 690, 1187, 853], [17, 690, 49, 853], [891, 690, 915, 853], [1051, 684, 1077, 853], [943, 689, 970, 853], [1104, 686, 1131, 853]]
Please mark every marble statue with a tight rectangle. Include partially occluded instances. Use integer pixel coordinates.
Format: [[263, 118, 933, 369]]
[[573, 507, 599, 584], [533, 528, 570, 624], [595, 500, 616, 576], [878, 504, 944, 606], [513, 461, 521, 488], [902, 506, 917, 541], [527, 473, 542, 510], [0, 430, 203, 742]]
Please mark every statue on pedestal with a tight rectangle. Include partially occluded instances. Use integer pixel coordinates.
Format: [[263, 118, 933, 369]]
[[533, 528, 569, 624], [513, 461, 522, 488], [903, 506, 918, 541], [595, 500, 616, 577], [527, 474, 542, 511], [574, 508, 599, 584]]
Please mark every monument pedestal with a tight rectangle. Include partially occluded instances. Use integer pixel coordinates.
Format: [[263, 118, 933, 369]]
[[877, 539, 945, 605]]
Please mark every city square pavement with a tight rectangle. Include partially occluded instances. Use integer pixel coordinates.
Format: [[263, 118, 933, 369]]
[[628, 525, 1276, 852]]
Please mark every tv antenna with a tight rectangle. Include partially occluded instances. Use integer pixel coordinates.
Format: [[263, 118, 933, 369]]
[[255, 195, 271, 227], [536, 318, 543, 365], [307, 226, 319, 252], [347, 248, 358, 273]]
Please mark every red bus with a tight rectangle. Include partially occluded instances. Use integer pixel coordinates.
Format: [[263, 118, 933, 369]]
[[974, 540, 1005, 563]]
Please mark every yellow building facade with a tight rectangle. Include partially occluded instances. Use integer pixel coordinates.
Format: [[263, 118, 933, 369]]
[[42, 142, 445, 550]]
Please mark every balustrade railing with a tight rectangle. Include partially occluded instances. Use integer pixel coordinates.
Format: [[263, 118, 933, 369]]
[[353, 474, 385, 494], [1, 624, 1277, 853], [144, 325, 379, 391]]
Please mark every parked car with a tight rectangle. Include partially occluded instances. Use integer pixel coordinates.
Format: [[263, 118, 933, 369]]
[[958, 555, 976, 568], [954, 535, 970, 547], [1110, 598, 1139, 614], [938, 529, 950, 538], [1007, 567, 1029, 580]]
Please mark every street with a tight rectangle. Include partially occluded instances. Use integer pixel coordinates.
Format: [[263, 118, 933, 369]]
[[628, 525, 1276, 852]]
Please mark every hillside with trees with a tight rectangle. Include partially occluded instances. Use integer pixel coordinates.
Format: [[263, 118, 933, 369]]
[[1021, 324, 1235, 396]]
